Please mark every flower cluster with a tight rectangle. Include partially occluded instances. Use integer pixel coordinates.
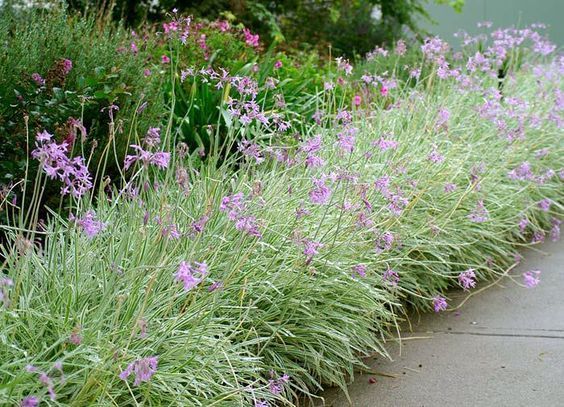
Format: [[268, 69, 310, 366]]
[[243, 28, 260, 48], [175, 261, 208, 292], [124, 145, 170, 170], [382, 268, 400, 287], [72, 210, 107, 238], [352, 264, 367, 278], [31, 130, 93, 198], [522, 270, 541, 288], [268, 372, 290, 395], [220, 193, 262, 238], [303, 239, 323, 262], [309, 176, 332, 205], [432, 296, 448, 312], [238, 139, 264, 164], [119, 356, 158, 386], [468, 200, 489, 223], [458, 269, 476, 290]]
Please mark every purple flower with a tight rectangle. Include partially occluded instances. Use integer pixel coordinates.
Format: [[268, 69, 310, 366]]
[[143, 127, 161, 148], [382, 268, 399, 286], [309, 176, 331, 205], [20, 396, 39, 407], [458, 268, 476, 290], [375, 231, 394, 253], [352, 264, 367, 278], [255, 401, 269, 407], [208, 281, 223, 292], [436, 108, 450, 128], [162, 224, 181, 240], [296, 205, 310, 219], [507, 162, 534, 181], [28, 368, 56, 401], [299, 135, 322, 154], [119, 356, 158, 386], [428, 149, 444, 164], [74, 210, 106, 238], [432, 296, 448, 312], [191, 214, 210, 235], [537, 198, 551, 212], [386, 191, 409, 216], [444, 182, 457, 193], [357, 211, 373, 228], [61, 59, 73, 75], [372, 138, 398, 152], [220, 192, 246, 220], [31, 73, 45, 86], [335, 109, 353, 124], [336, 128, 356, 153], [268, 373, 290, 395], [335, 57, 353, 75], [36, 130, 53, 143], [124, 145, 170, 170], [518, 217, 528, 233], [409, 68, 421, 79], [523, 270, 540, 288], [305, 153, 325, 168], [32, 132, 93, 198], [303, 239, 323, 259], [151, 152, 171, 169], [175, 261, 207, 292], [468, 200, 489, 223], [535, 148, 549, 159], [234, 215, 262, 238], [395, 39, 407, 55], [238, 139, 264, 164], [532, 230, 545, 244], [421, 37, 450, 63], [69, 329, 82, 345], [243, 28, 260, 47]]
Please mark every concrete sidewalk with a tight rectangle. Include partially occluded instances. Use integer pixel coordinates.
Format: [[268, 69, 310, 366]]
[[321, 239, 564, 407]]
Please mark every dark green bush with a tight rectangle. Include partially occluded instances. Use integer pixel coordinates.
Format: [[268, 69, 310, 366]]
[[58, 0, 465, 58], [0, 6, 164, 192]]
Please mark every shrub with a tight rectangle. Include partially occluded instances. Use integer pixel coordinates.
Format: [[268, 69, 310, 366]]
[[0, 6, 164, 208]]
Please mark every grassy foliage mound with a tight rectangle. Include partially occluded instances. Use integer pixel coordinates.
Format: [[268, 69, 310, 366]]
[[0, 17, 563, 407]]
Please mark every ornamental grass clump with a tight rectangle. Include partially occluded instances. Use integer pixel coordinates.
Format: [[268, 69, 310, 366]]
[[0, 19, 563, 406]]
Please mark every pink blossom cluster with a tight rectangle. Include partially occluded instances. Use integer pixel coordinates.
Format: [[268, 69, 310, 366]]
[[31, 130, 93, 198]]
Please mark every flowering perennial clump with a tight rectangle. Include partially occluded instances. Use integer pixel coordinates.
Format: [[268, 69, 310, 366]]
[[2, 16, 563, 407]]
